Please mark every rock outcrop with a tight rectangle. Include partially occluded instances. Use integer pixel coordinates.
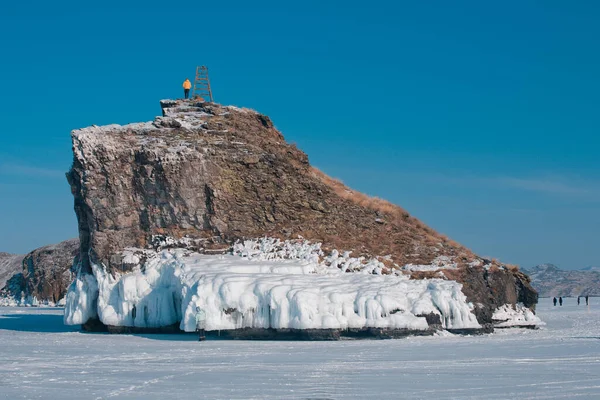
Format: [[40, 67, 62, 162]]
[[0, 239, 79, 304], [21, 239, 80, 303], [66, 99, 537, 331]]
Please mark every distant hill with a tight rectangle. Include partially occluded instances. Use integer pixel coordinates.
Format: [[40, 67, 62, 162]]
[[0, 239, 79, 304], [581, 266, 600, 272], [522, 264, 600, 297]]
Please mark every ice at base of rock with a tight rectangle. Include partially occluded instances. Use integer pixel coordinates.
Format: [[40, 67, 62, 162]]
[[492, 303, 545, 327], [63, 272, 98, 325], [64, 239, 484, 332]]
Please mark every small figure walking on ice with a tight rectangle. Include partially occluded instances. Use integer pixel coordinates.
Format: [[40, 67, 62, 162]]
[[559, 296, 563, 306], [195, 306, 206, 341], [577, 296, 581, 305], [586, 295, 589, 306], [553, 297, 557, 306]]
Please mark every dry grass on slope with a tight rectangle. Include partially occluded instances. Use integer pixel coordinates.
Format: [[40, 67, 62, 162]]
[[310, 167, 408, 217], [309, 166, 477, 265]]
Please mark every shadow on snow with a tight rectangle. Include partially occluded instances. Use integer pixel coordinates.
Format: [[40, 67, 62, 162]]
[[0, 312, 79, 333], [0, 311, 221, 340]]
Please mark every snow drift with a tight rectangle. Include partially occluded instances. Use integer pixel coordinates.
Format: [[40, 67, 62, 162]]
[[64, 239, 482, 332], [492, 304, 544, 328]]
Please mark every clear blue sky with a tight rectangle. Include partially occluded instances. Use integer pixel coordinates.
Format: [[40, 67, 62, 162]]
[[1, 1, 598, 269]]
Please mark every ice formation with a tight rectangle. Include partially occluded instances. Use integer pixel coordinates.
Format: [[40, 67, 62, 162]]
[[64, 239, 483, 332], [63, 271, 98, 324], [0, 295, 64, 307], [492, 304, 544, 327]]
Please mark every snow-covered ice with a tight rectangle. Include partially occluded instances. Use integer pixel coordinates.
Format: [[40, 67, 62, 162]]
[[64, 239, 481, 331], [1, 300, 599, 399]]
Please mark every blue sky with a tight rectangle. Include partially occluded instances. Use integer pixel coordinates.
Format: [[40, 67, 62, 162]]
[[0, 1, 598, 269]]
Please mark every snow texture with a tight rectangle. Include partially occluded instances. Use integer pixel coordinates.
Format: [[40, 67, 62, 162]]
[[1, 300, 598, 400], [492, 303, 545, 327], [402, 256, 459, 272], [0, 294, 66, 308], [64, 238, 482, 331]]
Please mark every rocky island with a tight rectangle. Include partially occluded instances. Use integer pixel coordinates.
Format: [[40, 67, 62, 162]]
[[62, 99, 539, 338]]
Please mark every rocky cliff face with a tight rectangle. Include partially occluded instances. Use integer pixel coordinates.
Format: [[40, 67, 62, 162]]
[[522, 264, 600, 297], [0, 252, 23, 296], [21, 239, 80, 303], [66, 99, 537, 328], [0, 239, 79, 303]]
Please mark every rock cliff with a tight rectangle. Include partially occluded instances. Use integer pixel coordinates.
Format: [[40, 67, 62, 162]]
[[21, 239, 80, 303], [65, 99, 537, 331], [0, 239, 79, 304]]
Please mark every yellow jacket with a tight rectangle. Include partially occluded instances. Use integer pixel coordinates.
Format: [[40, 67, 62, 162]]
[[183, 79, 192, 89]]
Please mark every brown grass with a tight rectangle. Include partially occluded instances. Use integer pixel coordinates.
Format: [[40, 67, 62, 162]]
[[309, 166, 478, 265], [505, 263, 520, 272], [409, 270, 441, 280], [310, 167, 409, 217]]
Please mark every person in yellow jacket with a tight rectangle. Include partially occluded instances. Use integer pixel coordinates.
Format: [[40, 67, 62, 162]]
[[183, 78, 192, 99]]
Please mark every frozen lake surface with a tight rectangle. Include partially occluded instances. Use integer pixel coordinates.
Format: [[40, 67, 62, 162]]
[[1, 299, 599, 399]]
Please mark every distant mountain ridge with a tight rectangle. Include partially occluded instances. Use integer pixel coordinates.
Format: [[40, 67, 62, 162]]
[[522, 264, 600, 297], [581, 266, 600, 272]]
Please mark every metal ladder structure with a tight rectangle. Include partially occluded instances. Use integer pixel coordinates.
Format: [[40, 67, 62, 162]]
[[192, 66, 214, 102]]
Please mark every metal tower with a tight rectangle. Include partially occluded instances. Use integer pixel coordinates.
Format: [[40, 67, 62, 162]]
[[192, 66, 214, 102]]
